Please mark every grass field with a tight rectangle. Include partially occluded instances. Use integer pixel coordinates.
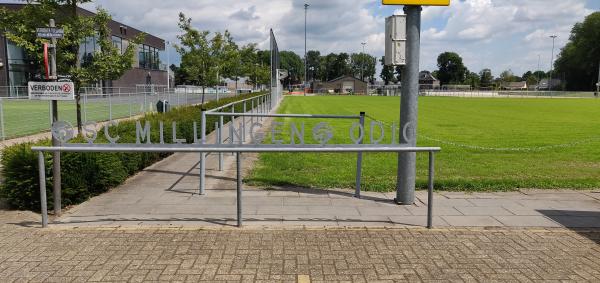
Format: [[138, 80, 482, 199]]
[[247, 96, 600, 191], [1, 99, 141, 139]]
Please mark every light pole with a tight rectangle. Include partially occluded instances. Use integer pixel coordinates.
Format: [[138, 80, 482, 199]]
[[549, 35, 557, 90], [537, 54, 541, 88], [304, 3, 309, 96], [361, 42, 366, 81]]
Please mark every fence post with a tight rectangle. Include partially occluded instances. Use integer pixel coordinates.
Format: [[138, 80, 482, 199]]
[[251, 99, 254, 125], [108, 90, 112, 121], [128, 92, 132, 118], [355, 112, 365, 198], [0, 98, 5, 141], [199, 109, 206, 195], [38, 152, 48, 228]]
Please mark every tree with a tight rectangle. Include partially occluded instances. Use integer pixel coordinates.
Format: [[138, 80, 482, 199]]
[[350, 53, 376, 82], [0, 1, 143, 132], [394, 66, 402, 83], [170, 64, 188, 86], [499, 69, 515, 82], [306, 50, 321, 82], [554, 12, 600, 90], [479, 69, 494, 88], [436, 52, 466, 85], [464, 71, 480, 88], [379, 56, 395, 85], [175, 13, 217, 103], [279, 51, 304, 86]]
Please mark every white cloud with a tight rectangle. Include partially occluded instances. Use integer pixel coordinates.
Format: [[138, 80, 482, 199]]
[[82, 0, 593, 78]]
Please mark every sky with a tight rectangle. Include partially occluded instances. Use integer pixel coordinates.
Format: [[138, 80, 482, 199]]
[[5, 0, 599, 78]]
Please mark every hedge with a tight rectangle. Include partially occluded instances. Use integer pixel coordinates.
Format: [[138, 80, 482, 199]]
[[0, 92, 265, 211]]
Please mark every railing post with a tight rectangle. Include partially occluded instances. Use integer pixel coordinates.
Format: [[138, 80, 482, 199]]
[[199, 109, 206, 195], [251, 99, 254, 125], [128, 91, 132, 118], [38, 152, 48, 228], [242, 101, 246, 142], [355, 112, 365, 198], [236, 152, 242, 228], [427, 151, 435, 229], [218, 115, 224, 171]]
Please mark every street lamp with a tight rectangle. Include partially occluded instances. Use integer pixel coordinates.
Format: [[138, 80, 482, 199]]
[[549, 35, 557, 90], [304, 3, 309, 96], [361, 42, 366, 81]]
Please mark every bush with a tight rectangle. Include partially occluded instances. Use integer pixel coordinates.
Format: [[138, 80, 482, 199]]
[[0, 92, 265, 211]]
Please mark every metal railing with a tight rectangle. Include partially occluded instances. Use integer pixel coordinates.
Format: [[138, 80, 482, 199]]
[[205, 110, 367, 197], [31, 143, 440, 229]]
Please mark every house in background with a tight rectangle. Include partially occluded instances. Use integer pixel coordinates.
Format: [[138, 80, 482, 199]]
[[418, 71, 440, 89], [0, 3, 167, 96], [501, 81, 528, 90], [312, 75, 367, 94], [537, 78, 562, 90]]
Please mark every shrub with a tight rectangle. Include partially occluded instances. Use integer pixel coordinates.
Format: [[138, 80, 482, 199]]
[[0, 92, 265, 211]]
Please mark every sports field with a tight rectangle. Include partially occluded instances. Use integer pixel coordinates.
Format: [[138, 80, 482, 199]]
[[248, 96, 600, 191]]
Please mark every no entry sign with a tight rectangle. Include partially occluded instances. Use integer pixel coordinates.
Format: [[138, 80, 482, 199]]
[[28, 81, 75, 101]]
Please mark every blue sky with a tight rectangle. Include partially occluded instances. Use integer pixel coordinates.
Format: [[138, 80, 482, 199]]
[[3, 0, 598, 78]]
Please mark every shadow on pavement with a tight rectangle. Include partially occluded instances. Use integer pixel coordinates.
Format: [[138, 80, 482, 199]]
[[537, 210, 600, 244]]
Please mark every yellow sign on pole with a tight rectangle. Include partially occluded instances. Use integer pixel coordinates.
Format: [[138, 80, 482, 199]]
[[382, 0, 450, 6]]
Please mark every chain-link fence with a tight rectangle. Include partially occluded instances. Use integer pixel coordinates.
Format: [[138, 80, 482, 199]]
[[0, 86, 234, 140]]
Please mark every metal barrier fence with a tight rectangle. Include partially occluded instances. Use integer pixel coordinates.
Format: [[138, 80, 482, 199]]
[[0, 86, 235, 140], [32, 143, 440, 228]]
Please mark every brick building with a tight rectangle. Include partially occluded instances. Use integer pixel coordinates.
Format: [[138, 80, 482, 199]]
[[0, 4, 167, 96]]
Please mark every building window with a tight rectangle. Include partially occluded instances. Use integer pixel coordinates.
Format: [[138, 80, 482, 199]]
[[111, 36, 122, 54], [79, 36, 99, 67], [137, 44, 162, 70]]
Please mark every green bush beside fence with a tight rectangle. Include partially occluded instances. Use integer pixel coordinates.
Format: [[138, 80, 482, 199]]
[[0, 92, 264, 211]]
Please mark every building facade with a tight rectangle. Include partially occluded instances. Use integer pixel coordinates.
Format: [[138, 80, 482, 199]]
[[0, 4, 167, 96], [312, 76, 368, 94]]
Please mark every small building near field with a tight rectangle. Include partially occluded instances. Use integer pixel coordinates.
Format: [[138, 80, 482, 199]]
[[418, 71, 440, 89], [312, 75, 367, 94], [501, 81, 528, 90], [537, 78, 561, 90]]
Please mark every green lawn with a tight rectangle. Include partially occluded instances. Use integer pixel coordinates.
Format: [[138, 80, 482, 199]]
[[1, 99, 137, 139], [247, 96, 600, 191]]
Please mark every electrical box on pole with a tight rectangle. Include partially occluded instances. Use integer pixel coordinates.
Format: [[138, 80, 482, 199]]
[[385, 15, 407, 66]]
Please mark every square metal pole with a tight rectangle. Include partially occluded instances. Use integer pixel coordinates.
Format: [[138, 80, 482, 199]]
[[38, 152, 48, 228], [199, 109, 206, 195], [236, 152, 242, 228], [427, 151, 435, 229], [354, 112, 365, 198]]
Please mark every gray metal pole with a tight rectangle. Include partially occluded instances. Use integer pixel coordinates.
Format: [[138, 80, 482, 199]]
[[304, 3, 309, 97], [354, 112, 365, 198], [49, 19, 61, 216], [199, 109, 206, 195], [219, 115, 224, 171], [549, 35, 557, 90], [396, 6, 421, 205], [427, 151, 434, 229], [236, 152, 242, 228], [38, 152, 48, 228], [242, 101, 246, 142]]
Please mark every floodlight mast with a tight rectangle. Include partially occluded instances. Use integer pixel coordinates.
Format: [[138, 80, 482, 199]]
[[304, 3, 309, 96]]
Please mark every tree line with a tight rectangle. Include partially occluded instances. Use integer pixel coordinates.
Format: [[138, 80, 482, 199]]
[[379, 11, 599, 91]]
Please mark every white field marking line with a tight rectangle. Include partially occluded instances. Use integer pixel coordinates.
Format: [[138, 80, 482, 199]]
[[364, 115, 600, 152]]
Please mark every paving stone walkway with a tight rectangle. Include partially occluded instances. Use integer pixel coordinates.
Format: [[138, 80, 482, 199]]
[[0, 225, 599, 282]]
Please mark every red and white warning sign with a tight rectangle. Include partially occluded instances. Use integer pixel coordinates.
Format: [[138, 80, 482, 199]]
[[28, 81, 75, 101]]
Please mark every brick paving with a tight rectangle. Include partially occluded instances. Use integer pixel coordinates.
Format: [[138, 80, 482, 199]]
[[0, 225, 599, 282]]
